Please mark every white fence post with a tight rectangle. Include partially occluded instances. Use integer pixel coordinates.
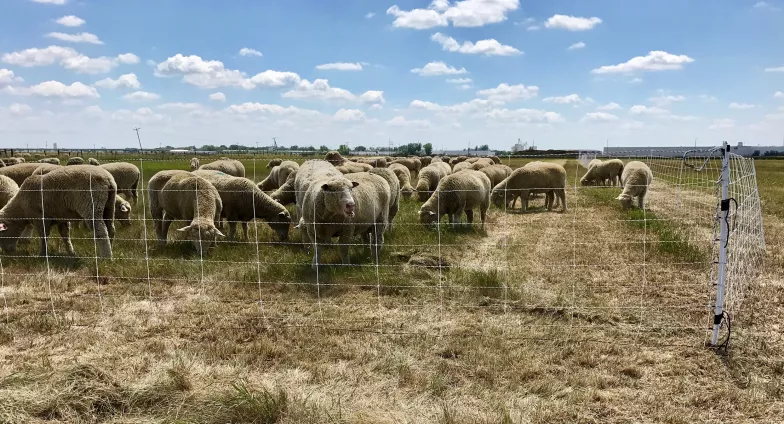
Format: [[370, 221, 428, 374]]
[[711, 141, 731, 346]]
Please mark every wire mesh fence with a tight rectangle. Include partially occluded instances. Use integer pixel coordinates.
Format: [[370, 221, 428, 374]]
[[0, 149, 765, 348]]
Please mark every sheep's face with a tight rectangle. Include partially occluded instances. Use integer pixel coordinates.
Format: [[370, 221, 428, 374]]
[[268, 210, 292, 241], [320, 180, 357, 218], [401, 186, 414, 200], [178, 223, 225, 254], [418, 206, 439, 228], [490, 188, 511, 208], [115, 200, 132, 226], [325, 152, 345, 166], [616, 194, 633, 210], [580, 177, 592, 186], [0, 220, 25, 253]]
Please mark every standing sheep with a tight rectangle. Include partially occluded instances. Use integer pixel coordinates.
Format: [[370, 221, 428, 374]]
[[489, 156, 501, 164], [336, 161, 373, 174], [581, 159, 624, 186], [415, 162, 451, 201], [0, 163, 59, 185], [190, 157, 200, 170], [369, 168, 400, 230], [270, 171, 297, 206], [0, 175, 19, 209], [38, 158, 61, 165], [66, 157, 85, 165], [294, 160, 347, 220], [152, 172, 224, 253], [420, 156, 432, 167], [479, 164, 513, 186], [266, 158, 283, 169], [355, 157, 388, 168], [616, 161, 653, 210], [491, 162, 567, 213], [343, 172, 392, 259], [452, 161, 473, 173], [193, 170, 292, 242], [470, 158, 494, 171], [88, 158, 101, 166], [0, 165, 116, 258], [258, 160, 299, 191], [324, 151, 347, 166], [388, 163, 415, 200], [199, 159, 246, 178], [100, 162, 141, 203], [391, 158, 422, 176], [418, 170, 491, 230]]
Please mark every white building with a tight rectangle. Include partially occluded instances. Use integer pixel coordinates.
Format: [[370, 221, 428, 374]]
[[604, 142, 784, 158]]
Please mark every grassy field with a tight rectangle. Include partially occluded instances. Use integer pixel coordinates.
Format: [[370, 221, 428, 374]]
[[0, 155, 782, 423]]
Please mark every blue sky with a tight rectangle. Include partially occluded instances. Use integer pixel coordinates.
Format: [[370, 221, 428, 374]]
[[0, 0, 782, 150]]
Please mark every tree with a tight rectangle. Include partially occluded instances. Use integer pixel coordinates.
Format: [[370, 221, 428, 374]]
[[752, 150, 760, 157], [397, 142, 422, 156], [338, 144, 350, 156], [423, 143, 433, 155], [354, 145, 367, 152], [319, 145, 330, 152], [477, 144, 489, 151]]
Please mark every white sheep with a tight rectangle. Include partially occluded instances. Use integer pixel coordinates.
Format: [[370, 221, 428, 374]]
[[491, 162, 567, 213], [38, 158, 61, 165], [114, 196, 132, 226], [190, 157, 200, 170], [419, 169, 491, 230], [336, 161, 373, 174], [266, 158, 283, 169], [198, 159, 246, 177], [193, 170, 292, 242], [452, 161, 474, 173], [616, 161, 653, 209], [479, 164, 513, 187], [0, 165, 117, 258], [388, 163, 415, 200], [355, 157, 388, 168], [470, 158, 494, 171], [0, 175, 19, 209], [415, 162, 451, 201], [151, 172, 224, 253], [88, 157, 101, 166], [258, 160, 299, 191], [369, 167, 400, 230], [0, 163, 60, 185], [324, 151, 347, 166], [270, 170, 297, 206], [66, 157, 85, 165], [581, 159, 624, 186], [343, 172, 392, 258], [390, 158, 422, 176], [419, 156, 432, 167], [100, 162, 141, 203]]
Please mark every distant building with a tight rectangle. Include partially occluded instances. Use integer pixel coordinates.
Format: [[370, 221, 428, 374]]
[[433, 149, 496, 156], [52, 142, 58, 150], [169, 149, 192, 154], [604, 142, 784, 158]]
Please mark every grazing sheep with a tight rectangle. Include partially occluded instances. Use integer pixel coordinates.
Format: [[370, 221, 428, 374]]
[[416, 162, 451, 201], [100, 162, 141, 203], [114, 196, 132, 226], [199, 159, 246, 177], [344, 172, 392, 256], [391, 157, 422, 176], [88, 157, 101, 166], [258, 160, 299, 191], [38, 157, 61, 165], [449, 156, 468, 166], [489, 156, 501, 164], [0, 163, 59, 185], [193, 170, 292, 242], [385, 156, 394, 163], [617, 161, 653, 210], [431, 156, 443, 163], [324, 150, 347, 166], [153, 172, 224, 253], [266, 158, 283, 169], [441, 155, 451, 163], [190, 157, 200, 170], [452, 161, 474, 173], [0, 175, 19, 209], [471, 158, 494, 171], [5, 158, 22, 166], [419, 169, 491, 230], [356, 157, 388, 168], [389, 163, 415, 200], [491, 162, 567, 213], [66, 157, 85, 165], [581, 159, 624, 186], [0, 165, 116, 258], [369, 167, 400, 230], [479, 164, 513, 186], [336, 161, 373, 174], [465, 157, 480, 164], [420, 156, 432, 167], [270, 171, 297, 206]]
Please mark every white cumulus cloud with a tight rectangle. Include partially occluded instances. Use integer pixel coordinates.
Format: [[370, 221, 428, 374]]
[[543, 94, 582, 104], [708, 118, 735, 130], [411, 61, 468, 76], [2, 46, 138, 74], [239, 48, 262, 57], [359, 90, 385, 104], [56, 15, 85, 27], [597, 102, 621, 110], [46, 32, 104, 45], [155, 54, 302, 89], [30, 80, 99, 98], [0, 69, 24, 87], [9, 103, 33, 115], [315, 62, 364, 71], [386, 0, 520, 29], [629, 105, 669, 115], [31, 0, 67, 4], [477, 83, 538, 102], [544, 15, 602, 31], [117, 53, 140, 64], [94, 73, 140, 89], [591, 51, 695, 74], [209, 92, 226, 102], [430, 32, 522, 56], [580, 112, 619, 123], [334, 109, 366, 121], [567, 42, 586, 50], [122, 91, 160, 101], [774, 91, 784, 98], [446, 78, 472, 84], [728, 102, 755, 109], [649, 94, 685, 106], [764, 66, 784, 72]]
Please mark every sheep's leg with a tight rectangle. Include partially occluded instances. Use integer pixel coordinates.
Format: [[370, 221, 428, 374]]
[[521, 190, 530, 213], [35, 221, 53, 257], [159, 213, 174, 246], [339, 230, 353, 265], [19, 224, 34, 245], [638, 189, 646, 209], [465, 209, 474, 228], [57, 222, 76, 256], [479, 206, 487, 231], [241, 222, 248, 241], [557, 188, 567, 212], [228, 221, 237, 242], [85, 217, 112, 259], [545, 192, 553, 211]]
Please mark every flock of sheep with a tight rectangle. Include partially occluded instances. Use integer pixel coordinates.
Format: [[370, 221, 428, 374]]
[[0, 152, 653, 268]]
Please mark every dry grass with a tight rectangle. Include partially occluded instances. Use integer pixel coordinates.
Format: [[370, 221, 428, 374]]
[[0, 156, 782, 423]]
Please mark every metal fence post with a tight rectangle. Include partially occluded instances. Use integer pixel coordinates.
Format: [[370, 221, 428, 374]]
[[711, 141, 731, 345]]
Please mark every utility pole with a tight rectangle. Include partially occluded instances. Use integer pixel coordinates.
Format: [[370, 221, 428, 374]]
[[133, 127, 142, 150]]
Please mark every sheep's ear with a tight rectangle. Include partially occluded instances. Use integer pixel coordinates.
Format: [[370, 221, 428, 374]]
[[0, 222, 7, 231], [278, 211, 288, 218], [321, 183, 330, 191], [214, 228, 225, 238], [351, 181, 360, 188], [428, 211, 436, 216], [176, 225, 193, 233], [120, 204, 130, 213]]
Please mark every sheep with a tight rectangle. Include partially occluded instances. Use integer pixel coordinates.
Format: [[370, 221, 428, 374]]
[[418, 169, 491, 230], [190, 157, 200, 170], [452, 161, 474, 173], [391, 157, 422, 176], [616, 161, 653, 210], [344, 171, 391, 255], [266, 158, 283, 169], [18, 153, 31, 158], [198, 159, 246, 178], [114, 196, 132, 226], [479, 164, 513, 186], [420, 156, 432, 167], [100, 162, 141, 203], [355, 157, 388, 168], [88, 157, 101, 166], [581, 159, 624, 186], [489, 156, 501, 164], [38, 158, 61, 165], [220, 156, 230, 160], [336, 161, 373, 174], [388, 163, 415, 200], [292, 159, 346, 222], [151, 172, 224, 253], [258, 160, 299, 191], [416, 162, 451, 201], [465, 157, 480, 163], [0, 175, 19, 209], [0, 159, 4, 167], [324, 150, 347, 166], [5, 158, 22, 166], [0, 165, 116, 258], [431, 156, 444, 163], [0, 163, 60, 186], [270, 170, 297, 206], [369, 167, 400, 230], [449, 156, 468, 166], [491, 162, 567, 213], [471, 158, 494, 171], [385, 156, 394, 163], [192, 170, 292, 242], [66, 157, 85, 165]]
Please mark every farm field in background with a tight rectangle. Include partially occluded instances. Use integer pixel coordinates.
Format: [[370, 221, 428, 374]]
[[0, 155, 782, 423]]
